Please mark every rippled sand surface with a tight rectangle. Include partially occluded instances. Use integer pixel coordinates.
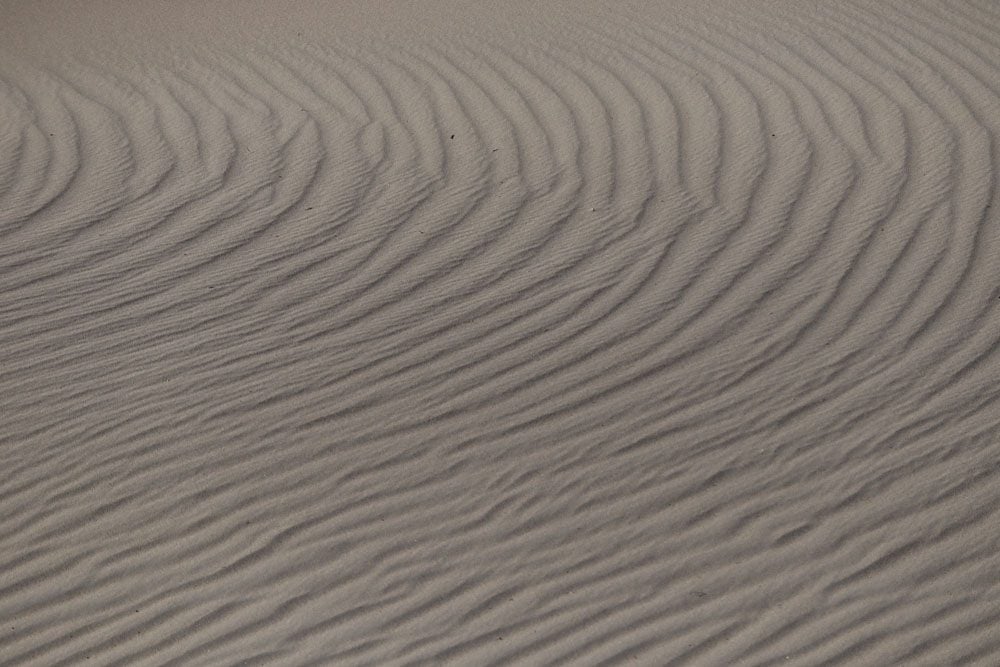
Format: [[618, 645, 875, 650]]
[[2, 1, 1000, 664]]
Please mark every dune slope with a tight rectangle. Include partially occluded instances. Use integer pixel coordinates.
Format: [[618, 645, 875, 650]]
[[2, 1, 1000, 664]]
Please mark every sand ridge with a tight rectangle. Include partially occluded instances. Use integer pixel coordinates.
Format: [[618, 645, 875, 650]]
[[1, 1, 1000, 664]]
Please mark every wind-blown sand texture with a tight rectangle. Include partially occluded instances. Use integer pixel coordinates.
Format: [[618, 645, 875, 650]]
[[2, 0, 1000, 664]]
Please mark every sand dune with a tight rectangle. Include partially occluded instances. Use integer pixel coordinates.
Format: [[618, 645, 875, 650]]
[[2, 1, 1000, 664]]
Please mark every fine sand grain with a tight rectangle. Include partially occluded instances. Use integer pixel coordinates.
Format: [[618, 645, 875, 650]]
[[2, 1, 1000, 665]]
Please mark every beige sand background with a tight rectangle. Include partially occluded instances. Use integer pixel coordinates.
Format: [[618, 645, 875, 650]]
[[2, 1, 999, 664]]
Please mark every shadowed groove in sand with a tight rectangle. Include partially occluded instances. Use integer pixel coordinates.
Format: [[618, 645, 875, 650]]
[[1, 0, 1000, 664]]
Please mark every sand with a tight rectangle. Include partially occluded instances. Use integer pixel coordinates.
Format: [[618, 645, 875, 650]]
[[1, 1, 999, 664]]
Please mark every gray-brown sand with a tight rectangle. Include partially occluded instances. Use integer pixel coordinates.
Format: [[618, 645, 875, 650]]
[[2, 1, 999, 664]]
